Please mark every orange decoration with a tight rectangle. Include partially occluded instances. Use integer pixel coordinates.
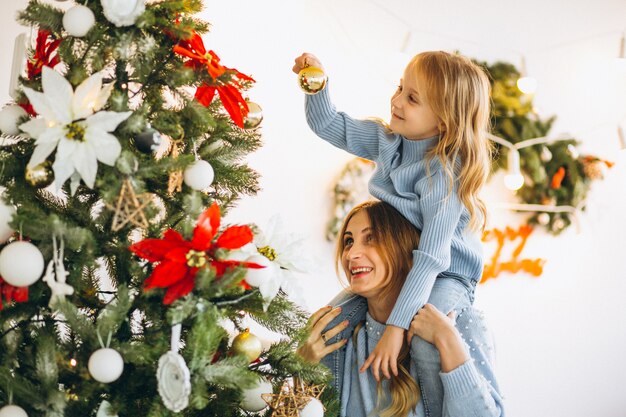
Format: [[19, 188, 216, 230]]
[[551, 167, 566, 189], [481, 225, 546, 283]]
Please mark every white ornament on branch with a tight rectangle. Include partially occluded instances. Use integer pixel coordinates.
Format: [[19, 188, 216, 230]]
[[42, 235, 74, 307], [157, 324, 191, 412], [101, 0, 145, 27], [96, 401, 118, 417], [240, 378, 273, 412], [0, 241, 45, 287], [63, 5, 95, 37], [0, 404, 28, 417], [0, 105, 28, 136], [19, 67, 131, 194], [88, 348, 124, 383], [183, 159, 214, 191]]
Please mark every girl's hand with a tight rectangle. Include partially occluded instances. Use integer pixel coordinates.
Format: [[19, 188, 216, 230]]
[[359, 325, 404, 382], [297, 305, 348, 364], [292, 52, 324, 74], [406, 303, 457, 346]]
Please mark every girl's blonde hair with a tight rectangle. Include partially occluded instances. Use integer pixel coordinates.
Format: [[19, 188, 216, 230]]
[[336, 201, 421, 417], [406, 51, 492, 231]]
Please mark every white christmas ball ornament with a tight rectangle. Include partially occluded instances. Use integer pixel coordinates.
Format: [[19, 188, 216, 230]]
[[183, 160, 214, 191], [0, 241, 44, 287], [88, 348, 124, 383], [0, 405, 28, 417], [299, 398, 324, 417], [241, 378, 272, 412], [63, 6, 95, 37], [243, 254, 273, 287], [0, 105, 28, 136], [0, 202, 16, 243]]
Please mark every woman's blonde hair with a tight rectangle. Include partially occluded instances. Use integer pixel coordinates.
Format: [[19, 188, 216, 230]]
[[405, 51, 492, 231], [336, 201, 421, 417]]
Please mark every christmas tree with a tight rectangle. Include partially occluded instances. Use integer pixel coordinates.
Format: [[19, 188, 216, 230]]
[[0, 1, 333, 416]]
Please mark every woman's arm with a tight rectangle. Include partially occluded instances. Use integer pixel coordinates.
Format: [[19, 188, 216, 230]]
[[408, 304, 505, 417]]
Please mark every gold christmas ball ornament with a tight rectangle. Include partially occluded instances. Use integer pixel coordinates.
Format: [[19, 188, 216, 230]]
[[243, 102, 263, 129], [25, 161, 54, 188], [231, 329, 263, 362], [298, 66, 327, 95]]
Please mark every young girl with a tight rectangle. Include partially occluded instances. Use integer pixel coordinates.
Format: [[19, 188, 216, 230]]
[[293, 51, 492, 415]]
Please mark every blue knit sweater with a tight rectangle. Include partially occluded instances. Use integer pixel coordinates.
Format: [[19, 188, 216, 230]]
[[305, 86, 484, 329]]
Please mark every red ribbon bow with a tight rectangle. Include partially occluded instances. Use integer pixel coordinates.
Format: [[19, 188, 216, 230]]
[[173, 32, 254, 128]]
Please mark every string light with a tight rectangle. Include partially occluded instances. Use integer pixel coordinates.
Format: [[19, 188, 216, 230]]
[[503, 149, 524, 191], [69, 358, 77, 367], [517, 56, 538, 94]]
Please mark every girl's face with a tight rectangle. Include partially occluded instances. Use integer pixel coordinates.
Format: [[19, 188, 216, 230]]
[[341, 210, 389, 299], [389, 68, 440, 140]]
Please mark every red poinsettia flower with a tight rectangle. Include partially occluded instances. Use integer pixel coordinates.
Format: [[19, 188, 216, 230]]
[[129, 202, 263, 305], [27, 29, 61, 80], [0, 276, 29, 311], [173, 31, 255, 128]]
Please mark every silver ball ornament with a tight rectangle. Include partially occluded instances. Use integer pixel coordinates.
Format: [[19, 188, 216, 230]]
[[243, 102, 263, 129], [0, 241, 45, 287], [183, 160, 214, 191], [134, 128, 162, 154], [240, 378, 272, 412], [88, 348, 124, 383], [0, 405, 28, 417], [63, 6, 95, 37], [0, 105, 27, 136]]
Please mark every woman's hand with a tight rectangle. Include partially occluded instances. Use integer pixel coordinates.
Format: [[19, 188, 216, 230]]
[[407, 304, 469, 372], [297, 305, 348, 364], [292, 52, 324, 74], [407, 303, 457, 346]]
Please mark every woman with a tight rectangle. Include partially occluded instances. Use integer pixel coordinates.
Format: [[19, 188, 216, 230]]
[[298, 201, 504, 417]]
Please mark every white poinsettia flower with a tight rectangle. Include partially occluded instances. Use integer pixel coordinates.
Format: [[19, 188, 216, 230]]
[[101, 0, 145, 27], [19, 66, 131, 192], [237, 216, 315, 308]]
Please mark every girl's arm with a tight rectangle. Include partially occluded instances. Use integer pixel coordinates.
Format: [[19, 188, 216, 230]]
[[293, 53, 385, 161], [408, 304, 505, 417], [387, 166, 466, 330]]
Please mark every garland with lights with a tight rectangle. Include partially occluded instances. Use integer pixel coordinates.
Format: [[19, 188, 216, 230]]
[[480, 60, 613, 234]]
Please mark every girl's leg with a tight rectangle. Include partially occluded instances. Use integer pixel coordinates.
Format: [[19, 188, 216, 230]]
[[410, 277, 473, 417]]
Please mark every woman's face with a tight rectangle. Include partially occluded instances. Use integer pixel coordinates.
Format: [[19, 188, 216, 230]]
[[341, 210, 389, 299]]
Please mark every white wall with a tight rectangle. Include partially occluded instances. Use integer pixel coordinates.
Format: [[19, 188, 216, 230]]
[[2, 1, 626, 416]]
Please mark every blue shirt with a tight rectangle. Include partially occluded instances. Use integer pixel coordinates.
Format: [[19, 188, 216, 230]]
[[306, 86, 484, 329], [320, 294, 504, 417]]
